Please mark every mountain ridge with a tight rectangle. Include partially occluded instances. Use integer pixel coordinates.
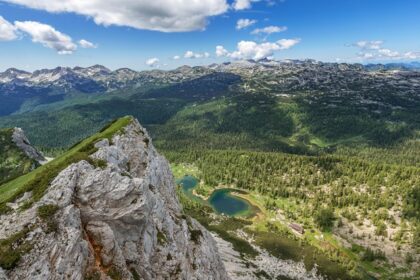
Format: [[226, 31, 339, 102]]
[[0, 117, 227, 279]]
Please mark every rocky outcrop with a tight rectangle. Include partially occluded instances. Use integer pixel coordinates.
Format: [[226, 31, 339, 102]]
[[11, 128, 45, 164], [0, 118, 228, 280]]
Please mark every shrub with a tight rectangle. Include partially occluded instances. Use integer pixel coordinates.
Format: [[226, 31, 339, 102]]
[[0, 227, 32, 269], [107, 266, 123, 280], [38, 204, 59, 233], [37, 204, 59, 220], [315, 207, 335, 230], [0, 205, 12, 215], [361, 247, 386, 262], [157, 230, 167, 245], [190, 229, 202, 244]]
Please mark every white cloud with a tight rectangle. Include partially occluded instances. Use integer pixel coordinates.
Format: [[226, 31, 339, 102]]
[[0, 16, 17, 41], [353, 40, 420, 60], [14, 21, 77, 54], [232, 0, 258, 10], [359, 52, 375, 59], [79, 39, 97, 48], [219, 39, 300, 61], [236, 18, 257, 30], [216, 45, 229, 57], [184, 50, 209, 59], [145, 57, 159, 67], [251, 25, 287, 35], [277, 38, 300, 50], [404, 51, 420, 59], [184, 51, 196, 58], [173, 55, 181, 60], [354, 40, 383, 50], [377, 48, 399, 58], [3, 0, 229, 32], [230, 41, 280, 60]]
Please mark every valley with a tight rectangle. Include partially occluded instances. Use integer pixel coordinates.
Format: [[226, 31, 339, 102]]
[[0, 60, 419, 279]]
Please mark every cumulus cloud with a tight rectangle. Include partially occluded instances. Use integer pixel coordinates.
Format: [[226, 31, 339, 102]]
[[353, 40, 420, 60], [145, 57, 159, 67], [184, 50, 210, 59], [216, 38, 300, 60], [230, 41, 280, 60], [354, 40, 383, 50], [3, 0, 229, 32], [377, 48, 399, 58], [216, 45, 229, 57], [14, 21, 77, 54], [79, 39, 97, 48], [277, 38, 301, 50], [173, 55, 181, 60], [0, 16, 17, 41], [251, 25, 287, 35], [236, 19, 257, 30], [404, 51, 420, 59], [232, 0, 258, 10]]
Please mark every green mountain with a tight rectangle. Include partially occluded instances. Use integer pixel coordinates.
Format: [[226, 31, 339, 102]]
[[0, 61, 419, 279]]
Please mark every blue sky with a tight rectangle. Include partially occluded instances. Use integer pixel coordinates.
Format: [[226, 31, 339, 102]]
[[0, 0, 419, 71]]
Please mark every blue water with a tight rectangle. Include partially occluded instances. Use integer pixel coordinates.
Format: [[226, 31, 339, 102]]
[[208, 189, 250, 216], [177, 175, 199, 192], [177, 175, 252, 216]]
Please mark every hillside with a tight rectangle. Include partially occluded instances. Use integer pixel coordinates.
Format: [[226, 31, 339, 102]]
[[0, 61, 418, 158], [0, 128, 45, 186]]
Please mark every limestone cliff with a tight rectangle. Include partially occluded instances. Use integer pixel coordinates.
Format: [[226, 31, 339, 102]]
[[11, 128, 45, 164], [0, 127, 45, 185], [0, 118, 227, 280]]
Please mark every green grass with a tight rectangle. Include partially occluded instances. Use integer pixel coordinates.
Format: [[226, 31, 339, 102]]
[[0, 226, 33, 269], [37, 204, 59, 219], [170, 163, 200, 179], [0, 116, 133, 209]]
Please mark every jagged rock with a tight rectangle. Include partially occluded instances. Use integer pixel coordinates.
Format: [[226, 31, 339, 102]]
[[0, 268, 7, 280], [0, 118, 228, 280], [12, 128, 45, 164]]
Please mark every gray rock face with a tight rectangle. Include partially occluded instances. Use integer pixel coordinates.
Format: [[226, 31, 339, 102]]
[[0, 119, 228, 280], [12, 128, 45, 164]]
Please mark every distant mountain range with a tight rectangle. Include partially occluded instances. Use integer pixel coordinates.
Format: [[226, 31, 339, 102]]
[[1, 60, 419, 117], [365, 61, 420, 71]]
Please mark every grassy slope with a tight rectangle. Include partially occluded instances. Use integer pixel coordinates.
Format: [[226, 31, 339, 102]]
[[0, 128, 38, 185], [0, 116, 132, 210]]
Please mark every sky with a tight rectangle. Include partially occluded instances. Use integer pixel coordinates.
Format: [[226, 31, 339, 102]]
[[0, 0, 419, 71]]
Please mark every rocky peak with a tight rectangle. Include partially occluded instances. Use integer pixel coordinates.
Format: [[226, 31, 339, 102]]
[[11, 128, 45, 164], [0, 68, 31, 83], [0, 118, 227, 280], [74, 65, 112, 77]]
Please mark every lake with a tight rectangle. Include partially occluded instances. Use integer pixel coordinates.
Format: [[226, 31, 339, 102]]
[[177, 175, 254, 217], [209, 189, 252, 216]]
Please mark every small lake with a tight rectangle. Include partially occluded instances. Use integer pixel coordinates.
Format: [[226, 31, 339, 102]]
[[177, 175, 198, 191], [177, 175, 254, 217], [209, 189, 252, 216]]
